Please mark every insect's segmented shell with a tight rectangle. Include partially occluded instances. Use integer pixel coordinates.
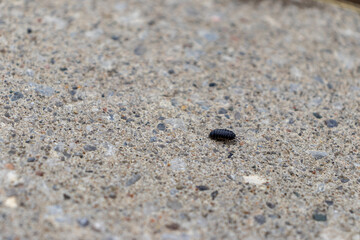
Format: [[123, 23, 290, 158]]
[[209, 129, 236, 141]]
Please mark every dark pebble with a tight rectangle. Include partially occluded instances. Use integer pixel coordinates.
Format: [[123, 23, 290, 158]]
[[27, 157, 36, 162], [84, 145, 97, 151], [63, 193, 71, 200], [157, 123, 166, 131], [59, 67, 68, 72], [218, 108, 227, 114], [313, 112, 322, 119], [325, 119, 338, 128], [77, 218, 90, 227], [228, 152, 233, 158], [111, 35, 120, 41], [168, 69, 175, 74], [196, 185, 209, 191], [11, 92, 24, 101], [340, 178, 350, 183], [254, 215, 266, 225], [312, 213, 327, 221], [108, 192, 117, 199], [165, 223, 180, 230], [148, 20, 156, 25], [211, 190, 218, 200], [266, 202, 276, 209], [325, 200, 333, 206], [27, 28, 32, 34], [209, 83, 217, 87]]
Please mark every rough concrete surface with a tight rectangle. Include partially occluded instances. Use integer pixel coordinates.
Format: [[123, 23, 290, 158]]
[[0, 0, 360, 239]]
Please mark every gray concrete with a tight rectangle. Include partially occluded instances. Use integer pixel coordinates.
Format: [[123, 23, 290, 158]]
[[0, 0, 360, 239]]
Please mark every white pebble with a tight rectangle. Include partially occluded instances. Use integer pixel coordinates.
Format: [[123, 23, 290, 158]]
[[243, 175, 267, 185], [170, 158, 187, 172], [4, 197, 17, 208]]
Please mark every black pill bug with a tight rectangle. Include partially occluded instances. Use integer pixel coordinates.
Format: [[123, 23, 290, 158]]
[[209, 129, 236, 141]]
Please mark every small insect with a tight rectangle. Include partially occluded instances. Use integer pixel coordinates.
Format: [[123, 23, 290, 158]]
[[209, 129, 236, 141]]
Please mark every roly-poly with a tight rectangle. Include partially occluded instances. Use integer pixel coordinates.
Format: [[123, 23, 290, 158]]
[[209, 129, 236, 141]]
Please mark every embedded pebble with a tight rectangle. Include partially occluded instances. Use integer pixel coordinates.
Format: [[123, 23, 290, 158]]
[[165, 223, 180, 230], [325, 119, 338, 128], [157, 123, 166, 131], [77, 218, 90, 227], [4, 197, 17, 208], [313, 112, 322, 119], [84, 145, 97, 151], [266, 202, 276, 209], [11, 92, 24, 101], [27, 157, 36, 162], [196, 185, 209, 191], [164, 118, 186, 131], [218, 108, 227, 114], [170, 158, 187, 172], [134, 45, 147, 56], [308, 151, 328, 160], [313, 213, 327, 221], [211, 190, 218, 200], [243, 175, 267, 185], [126, 174, 141, 186], [254, 215, 266, 225]]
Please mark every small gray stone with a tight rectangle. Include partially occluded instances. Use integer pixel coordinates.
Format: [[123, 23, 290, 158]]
[[11, 92, 24, 101], [325, 119, 338, 128], [313, 112, 322, 119], [218, 108, 227, 114], [171, 98, 179, 107], [84, 145, 97, 151], [254, 215, 266, 225], [164, 118, 186, 131], [150, 137, 157, 142], [29, 82, 55, 97], [157, 123, 166, 131], [340, 177, 350, 183], [312, 213, 327, 221], [134, 45, 146, 56], [170, 158, 186, 171], [27, 157, 36, 162], [313, 76, 324, 84], [126, 174, 141, 186], [77, 218, 89, 227], [266, 202, 276, 209], [308, 151, 328, 160], [26, 69, 34, 77]]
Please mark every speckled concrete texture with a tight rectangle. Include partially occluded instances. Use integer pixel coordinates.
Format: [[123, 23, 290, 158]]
[[0, 0, 360, 239]]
